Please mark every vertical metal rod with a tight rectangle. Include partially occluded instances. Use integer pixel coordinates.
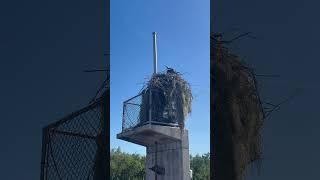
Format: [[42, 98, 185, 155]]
[[100, 92, 109, 179], [149, 32, 157, 123], [152, 33, 157, 178], [149, 89, 152, 123], [155, 141, 158, 180], [153, 32, 158, 74], [122, 103, 126, 131], [40, 128, 48, 180]]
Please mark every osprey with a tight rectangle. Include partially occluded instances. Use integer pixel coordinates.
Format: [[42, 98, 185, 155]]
[[165, 65, 176, 74]]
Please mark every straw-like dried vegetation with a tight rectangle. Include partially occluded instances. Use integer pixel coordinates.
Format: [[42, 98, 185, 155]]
[[139, 68, 192, 128], [212, 34, 264, 180]]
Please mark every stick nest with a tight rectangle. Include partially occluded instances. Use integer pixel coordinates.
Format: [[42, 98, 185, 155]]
[[139, 68, 192, 126], [212, 34, 264, 179]]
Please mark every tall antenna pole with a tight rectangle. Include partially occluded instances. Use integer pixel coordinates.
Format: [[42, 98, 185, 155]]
[[153, 32, 158, 74], [149, 32, 158, 124]]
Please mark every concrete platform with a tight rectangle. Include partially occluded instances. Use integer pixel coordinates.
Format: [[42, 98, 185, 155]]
[[117, 124, 191, 180], [117, 124, 183, 147]]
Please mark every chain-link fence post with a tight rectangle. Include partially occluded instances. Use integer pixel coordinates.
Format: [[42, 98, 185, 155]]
[[122, 103, 126, 131], [101, 91, 109, 180], [148, 89, 152, 123]]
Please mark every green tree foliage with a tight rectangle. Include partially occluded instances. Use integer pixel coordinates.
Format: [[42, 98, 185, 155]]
[[190, 153, 210, 180], [110, 147, 145, 180], [110, 147, 210, 180]]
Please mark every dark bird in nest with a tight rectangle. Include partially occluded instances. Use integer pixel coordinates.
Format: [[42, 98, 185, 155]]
[[165, 66, 178, 74]]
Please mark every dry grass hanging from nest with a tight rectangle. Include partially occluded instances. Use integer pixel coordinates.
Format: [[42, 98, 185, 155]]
[[212, 34, 265, 180]]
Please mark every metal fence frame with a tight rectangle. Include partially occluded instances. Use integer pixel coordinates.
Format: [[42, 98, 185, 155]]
[[40, 95, 108, 180], [121, 90, 179, 132]]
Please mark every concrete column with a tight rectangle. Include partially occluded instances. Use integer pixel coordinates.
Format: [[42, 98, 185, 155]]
[[145, 130, 190, 180], [117, 125, 191, 180]]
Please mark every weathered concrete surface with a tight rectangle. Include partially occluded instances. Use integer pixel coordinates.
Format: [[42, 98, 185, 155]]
[[117, 124, 181, 146], [117, 124, 191, 180]]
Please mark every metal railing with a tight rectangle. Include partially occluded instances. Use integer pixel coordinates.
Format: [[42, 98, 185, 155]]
[[40, 96, 108, 180], [122, 93, 145, 131], [122, 90, 180, 132]]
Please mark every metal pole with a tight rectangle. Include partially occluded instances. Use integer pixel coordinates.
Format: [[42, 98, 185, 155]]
[[40, 128, 48, 180], [153, 32, 158, 74], [149, 32, 158, 123], [155, 141, 158, 180], [149, 88, 152, 123], [122, 103, 126, 131], [95, 91, 108, 180]]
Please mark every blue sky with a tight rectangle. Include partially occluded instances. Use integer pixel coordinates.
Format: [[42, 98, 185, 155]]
[[110, 0, 209, 155]]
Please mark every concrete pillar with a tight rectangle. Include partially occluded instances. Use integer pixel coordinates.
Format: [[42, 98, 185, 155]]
[[145, 130, 190, 180], [117, 124, 191, 180]]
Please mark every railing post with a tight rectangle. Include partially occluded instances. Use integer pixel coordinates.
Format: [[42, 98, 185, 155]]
[[100, 91, 109, 179], [40, 127, 48, 180], [122, 103, 126, 131], [148, 89, 152, 123]]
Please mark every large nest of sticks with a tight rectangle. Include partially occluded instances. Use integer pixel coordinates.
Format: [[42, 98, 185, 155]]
[[139, 68, 192, 127], [212, 34, 264, 180]]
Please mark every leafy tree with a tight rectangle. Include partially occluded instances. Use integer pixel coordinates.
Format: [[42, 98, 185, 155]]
[[110, 147, 145, 180], [110, 147, 210, 180], [190, 153, 210, 180]]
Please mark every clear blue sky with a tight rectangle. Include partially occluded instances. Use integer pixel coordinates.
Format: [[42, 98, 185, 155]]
[[110, 0, 210, 155]]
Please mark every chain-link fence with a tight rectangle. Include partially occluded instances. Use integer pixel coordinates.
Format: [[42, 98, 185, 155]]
[[40, 97, 107, 180], [122, 93, 145, 131], [122, 90, 180, 132]]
